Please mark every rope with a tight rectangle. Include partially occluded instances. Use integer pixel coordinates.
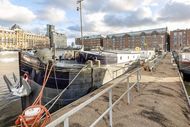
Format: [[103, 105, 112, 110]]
[[15, 63, 54, 127], [32, 62, 49, 105], [46, 65, 88, 111]]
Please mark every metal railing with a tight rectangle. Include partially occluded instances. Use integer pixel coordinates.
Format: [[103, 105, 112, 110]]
[[150, 53, 166, 71], [171, 53, 190, 107], [46, 67, 141, 127]]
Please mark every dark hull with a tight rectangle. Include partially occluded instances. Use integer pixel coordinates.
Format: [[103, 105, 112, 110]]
[[172, 51, 190, 80], [20, 53, 96, 110], [22, 78, 93, 112], [179, 61, 190, 74], [20, 51, 139, 111]]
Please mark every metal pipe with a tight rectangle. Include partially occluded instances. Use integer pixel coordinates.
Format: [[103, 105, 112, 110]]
[[137, 69, 140, 92], [127, 77, 130, 104], [64, 118, 69, 127], [109, 89, 113, 127], [80, 1, 83, 46], [77, 0, 84, 46]]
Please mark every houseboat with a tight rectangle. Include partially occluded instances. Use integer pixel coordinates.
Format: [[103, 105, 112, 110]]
[[4, 49, 155, 111]]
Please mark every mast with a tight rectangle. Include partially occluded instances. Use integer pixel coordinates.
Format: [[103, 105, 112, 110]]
[[77, 0, 84, 49]]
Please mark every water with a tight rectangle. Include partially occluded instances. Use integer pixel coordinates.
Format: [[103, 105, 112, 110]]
[[0, 51, 22, 126]]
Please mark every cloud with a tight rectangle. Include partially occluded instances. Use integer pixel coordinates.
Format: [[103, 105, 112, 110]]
[[158, 1, 190, 22], [84, 0, 107, 13], [38, 7, 66, 23], [84, 0, 162, 13], [43, 0, 76, 10], [67, 21, 96, 32], [67, 25, 80, 31], [103, 7, 155, 28], [0, 0, 36, 24], [22, 24, 47, 35], [84, 0, 136, 13], [2, 0, 190, 42]]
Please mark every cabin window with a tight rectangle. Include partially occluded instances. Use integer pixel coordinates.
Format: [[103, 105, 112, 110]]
[[133, 56, 135, 58], [120, 56, 122, 60]]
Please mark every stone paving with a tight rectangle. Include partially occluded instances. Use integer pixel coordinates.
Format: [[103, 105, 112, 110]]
[[50, 53, 190, 127]]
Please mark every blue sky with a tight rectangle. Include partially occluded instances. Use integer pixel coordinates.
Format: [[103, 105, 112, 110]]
[[1, 0, 190, 44]]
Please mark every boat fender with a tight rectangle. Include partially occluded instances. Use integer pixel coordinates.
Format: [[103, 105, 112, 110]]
[[23, 73, 29, 81]]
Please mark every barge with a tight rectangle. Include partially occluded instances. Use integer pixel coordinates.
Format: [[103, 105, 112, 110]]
[[4, 49, 155, 111], [172, 47, 190, 80]]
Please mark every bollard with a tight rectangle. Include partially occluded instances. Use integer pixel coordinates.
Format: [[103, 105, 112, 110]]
[[95, 60, 101, 67], [87, 60, 93, 67], [97, 60, 101, 67]]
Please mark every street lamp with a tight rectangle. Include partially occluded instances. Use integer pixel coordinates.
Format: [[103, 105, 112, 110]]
[[77, 0, 84, 47]]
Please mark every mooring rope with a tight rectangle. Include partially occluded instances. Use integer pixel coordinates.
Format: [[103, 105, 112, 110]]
[[45, 65, 88, 111]]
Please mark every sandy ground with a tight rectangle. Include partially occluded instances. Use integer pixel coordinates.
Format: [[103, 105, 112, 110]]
[[50, 53, 190, 127]]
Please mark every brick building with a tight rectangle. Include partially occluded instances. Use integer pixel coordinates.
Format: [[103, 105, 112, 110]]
[[127, 28, 168, 51], [170, 29, 190, 51], [75, 27, 169, 51], [103, 33, 128, 50], [75, 35, 104, 49]]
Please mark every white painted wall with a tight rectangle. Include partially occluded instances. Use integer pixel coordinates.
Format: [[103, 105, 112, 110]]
[[181, 53, 190, 62], [140, 50, 155, 59], [117, 53, 140, 64]]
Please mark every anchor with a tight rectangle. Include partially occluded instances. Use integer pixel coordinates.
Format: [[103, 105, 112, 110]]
[[3, 73, 32, 97]]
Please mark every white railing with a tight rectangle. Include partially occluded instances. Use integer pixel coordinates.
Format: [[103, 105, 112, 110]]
[[46, 68, 141, 127], [149, 53, 166, 71]]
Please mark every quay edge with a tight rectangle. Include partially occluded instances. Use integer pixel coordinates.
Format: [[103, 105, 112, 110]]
[[48, 53, 190, 127]]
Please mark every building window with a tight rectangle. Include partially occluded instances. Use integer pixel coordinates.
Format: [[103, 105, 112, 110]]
[[174, 32, 177, 45], [141, 36, 145, 49], [132, 36, 135, 48]]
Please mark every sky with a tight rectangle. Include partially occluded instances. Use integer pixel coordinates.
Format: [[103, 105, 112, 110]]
[[0, 0, 190, 45]]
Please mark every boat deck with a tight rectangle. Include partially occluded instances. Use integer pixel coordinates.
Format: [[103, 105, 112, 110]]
[[48, 53, 190, 127]]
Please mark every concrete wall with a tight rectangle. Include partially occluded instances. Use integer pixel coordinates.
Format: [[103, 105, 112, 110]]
[[52, 32, 67, 48], [47, 24, 67, 48]]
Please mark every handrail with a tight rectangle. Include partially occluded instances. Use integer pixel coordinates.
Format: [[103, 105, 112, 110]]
[[150, 53, 166, 71], [176, 65, 190, 107], [171, 53, 190, 107], [46, 67, 141, 127]]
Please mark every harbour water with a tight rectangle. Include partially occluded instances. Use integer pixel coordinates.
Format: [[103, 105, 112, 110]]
[[0, 51, 22, 126]]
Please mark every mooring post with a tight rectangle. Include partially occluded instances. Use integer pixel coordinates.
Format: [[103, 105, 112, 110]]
[[109, 89, 113, 127], [18, 51, 26, 110], [127, 77, 130, 104]]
